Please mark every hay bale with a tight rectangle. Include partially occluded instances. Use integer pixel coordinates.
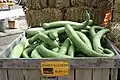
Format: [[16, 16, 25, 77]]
[[26, 0, 47, 10], [26, 0, 32, 9], [113, 12, 120, 22], [25, 10, 37, 27], [107, 22, 120, 49], [48, 0, 56, 8], [70, 0, 112, 8], [114, 0, 120, 13], [64, 7, 84, 22], [70, 0, 87, 7], [31, 0, 41, 10], [113, 0, 120, 22], [56, 0, 70, 9], [26, 8, 63, 27], [25, 10, 30, 26], [48, 0, 70, 8], [64, 7, 102, 24], [40, 0, 47, 8], [37, 8, 63, 25]]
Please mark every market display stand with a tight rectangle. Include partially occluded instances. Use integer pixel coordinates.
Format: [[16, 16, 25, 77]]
[[0, 0, 119, 80]]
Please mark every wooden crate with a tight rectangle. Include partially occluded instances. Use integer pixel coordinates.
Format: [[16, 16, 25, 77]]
[[0, 33, 120, 80], [0, 58, 119, 80]]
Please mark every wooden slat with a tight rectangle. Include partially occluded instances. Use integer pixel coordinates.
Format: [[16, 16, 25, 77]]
[[58, 69, 74, 80], [1, 57, 120, 69], [41, 77, 57, 80], [110, 68, 118, 80], [93, 69, 110, 80], [75, 69, 92, 80], [70, 57, 115, 69], [0, 69, 8, 80], [7, 69, 24, 80], [3, 59, 25, 69], [24, 69, 41, 80]]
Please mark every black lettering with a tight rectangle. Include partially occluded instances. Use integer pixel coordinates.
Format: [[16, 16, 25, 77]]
[[52, 64, 68, 67], [42, 63, 68, 67], [41, 64, 52, 67]]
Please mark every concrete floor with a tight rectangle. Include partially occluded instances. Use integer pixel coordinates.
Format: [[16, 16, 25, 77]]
[[0, 18, 28, 36], [0, 18, 28, 52], [0, 5, 28, 53], [0, 34, 20, 52]]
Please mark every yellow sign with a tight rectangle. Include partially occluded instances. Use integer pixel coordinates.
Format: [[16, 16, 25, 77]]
[[40, 60, 69, 77]]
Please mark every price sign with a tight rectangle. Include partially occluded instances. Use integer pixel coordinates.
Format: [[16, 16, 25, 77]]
[[40, 60, 69, 77]]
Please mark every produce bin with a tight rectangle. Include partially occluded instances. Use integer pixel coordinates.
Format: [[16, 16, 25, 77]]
[[0, 0, 119, 79], [0, 32, 120, 80]]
